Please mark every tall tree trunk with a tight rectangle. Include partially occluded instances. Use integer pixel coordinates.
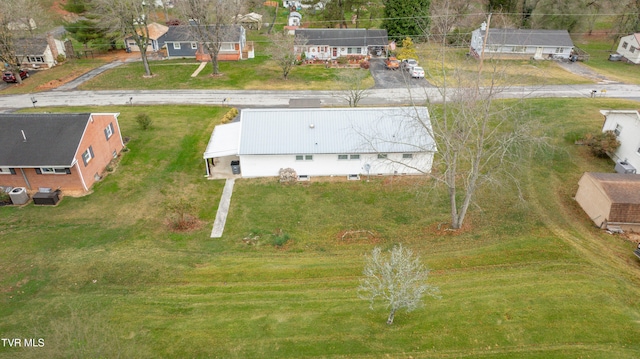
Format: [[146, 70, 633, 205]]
[[387, 309, 396, 325], [141, 50, 152, 77]]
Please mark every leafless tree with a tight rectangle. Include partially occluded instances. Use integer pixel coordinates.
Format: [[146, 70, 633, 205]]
[[174, 0, 244, 76], [429, 0, 472, 44], [358, 244, 440, 325], [265, 31, 306, 80], [92, 0, 156, 77], [334, 68, 370, 107], [0, 0, 52, 84]]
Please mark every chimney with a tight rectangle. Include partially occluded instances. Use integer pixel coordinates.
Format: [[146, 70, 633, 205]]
[[480, 22, 487, 31], [47, 33, 59, 61]]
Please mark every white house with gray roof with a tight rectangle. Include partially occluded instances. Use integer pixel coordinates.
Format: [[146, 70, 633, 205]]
[[470, 23, 574, 60], [203, 107, 435, 179], [294, 28, 388, 60]]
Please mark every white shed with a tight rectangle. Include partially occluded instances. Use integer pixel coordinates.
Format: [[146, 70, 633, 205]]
[[203, 107, 436, 179]]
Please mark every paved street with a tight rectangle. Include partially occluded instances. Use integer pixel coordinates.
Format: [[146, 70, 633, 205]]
[[1, 83, 640, 112]]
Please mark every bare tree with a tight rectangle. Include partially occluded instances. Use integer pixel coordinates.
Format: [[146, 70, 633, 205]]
[[265, 31, 306, 80], [174, 0, 244, 76], [92, 0, 155, 77], [386, 3, 545, 230], [334, 68, 371, 107], [358, 244, 440, 325], [429, 0, 471, 43], [0, 0, 52, 84]]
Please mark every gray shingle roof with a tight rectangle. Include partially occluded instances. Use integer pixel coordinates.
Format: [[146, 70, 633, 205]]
[[164, 25, 242, 42], [14, 38, 48, 56], [483, 28, 574, 47], [295, 29, 388, 47], [0, 113, 90, 167], [237, 107, 434, 155]]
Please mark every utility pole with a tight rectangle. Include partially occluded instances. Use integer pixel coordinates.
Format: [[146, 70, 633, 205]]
[[478, 13, 492, 81]]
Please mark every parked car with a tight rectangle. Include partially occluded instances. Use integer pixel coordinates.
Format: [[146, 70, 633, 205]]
[[385, 57, 400, 70], [2, 69, 29, 83], [401, 59, 418, 71], [608, 53, 623, 61], [410, 66, 425, 79]]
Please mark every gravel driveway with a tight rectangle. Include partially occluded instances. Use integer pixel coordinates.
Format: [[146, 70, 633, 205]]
[[369, 58, 433, 89]]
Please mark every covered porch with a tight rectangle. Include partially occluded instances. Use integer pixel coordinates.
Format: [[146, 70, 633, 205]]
[[203, 122, 242, 179]]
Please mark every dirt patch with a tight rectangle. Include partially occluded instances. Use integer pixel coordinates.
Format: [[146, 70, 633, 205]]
[[336, 229, 382, 244], [423, 218, 474, 236]]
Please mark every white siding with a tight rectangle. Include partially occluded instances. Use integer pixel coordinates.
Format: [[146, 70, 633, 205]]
[[602, 110, 640, 171], [616, 34, 640, 64], [238, 152, 434, 178]]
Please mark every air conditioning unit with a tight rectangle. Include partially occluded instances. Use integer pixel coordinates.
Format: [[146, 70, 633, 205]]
[[347, 174, 360, 180], [615, 161, 636, 174], [9, 187, 29, 205]]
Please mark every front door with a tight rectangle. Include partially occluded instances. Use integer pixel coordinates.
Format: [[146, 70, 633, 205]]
[[332, 47, 337, 58]]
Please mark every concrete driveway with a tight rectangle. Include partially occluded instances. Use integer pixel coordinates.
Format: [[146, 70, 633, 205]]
[[369, 58, 432, 89]]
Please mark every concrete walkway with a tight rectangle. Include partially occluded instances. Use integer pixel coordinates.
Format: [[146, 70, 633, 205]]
[[53, 60, 127, 91], [191, 62, 207, 77], [211, 178, 235, 238]]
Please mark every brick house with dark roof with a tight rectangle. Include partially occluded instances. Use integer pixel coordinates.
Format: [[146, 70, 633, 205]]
[[294, 28, 388, 60], [0, 113, 124, 194], [575, 172, 640, 231]]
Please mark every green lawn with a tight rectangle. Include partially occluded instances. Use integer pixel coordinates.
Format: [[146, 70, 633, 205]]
[[2, 100, 640, 358], [572, 35, 640, 83]]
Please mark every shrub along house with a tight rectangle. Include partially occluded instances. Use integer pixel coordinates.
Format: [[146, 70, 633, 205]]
[[0, 113, 124, 195], [163, 25, 254, 61], [294, 28, 388, 60], [203, 107, 436, 179], [469, 22, 574, 60]]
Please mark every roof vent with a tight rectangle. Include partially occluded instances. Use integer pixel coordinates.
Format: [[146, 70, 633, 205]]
[[21, 130, 26, 142], [309, 124, 315, 129]]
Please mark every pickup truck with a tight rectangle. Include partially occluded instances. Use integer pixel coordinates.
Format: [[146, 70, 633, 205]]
[[385, 57, 400, 70]]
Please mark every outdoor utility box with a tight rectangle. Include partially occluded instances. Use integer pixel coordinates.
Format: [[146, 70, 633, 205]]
[[9, 187, 29, 205], [615, 161, 637, 174], [33, 190, 61, 206], [231, 160, 241, 175]]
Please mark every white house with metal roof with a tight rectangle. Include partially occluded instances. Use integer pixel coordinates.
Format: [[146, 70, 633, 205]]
[[470, 23, 574, 60], [203, 107, 436, 179]]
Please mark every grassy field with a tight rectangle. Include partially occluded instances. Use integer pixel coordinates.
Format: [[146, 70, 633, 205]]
[[2, 99, 640, 358]]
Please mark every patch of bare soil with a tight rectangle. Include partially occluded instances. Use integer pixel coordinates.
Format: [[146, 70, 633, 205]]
[[336, 229, 382, 244], [423, 218, 474, 236]]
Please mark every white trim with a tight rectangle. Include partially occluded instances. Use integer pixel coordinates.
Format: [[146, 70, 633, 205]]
[[75, 161, 88, 191]]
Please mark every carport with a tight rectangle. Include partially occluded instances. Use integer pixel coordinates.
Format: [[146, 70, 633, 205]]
[[203, 122, 241, 178]]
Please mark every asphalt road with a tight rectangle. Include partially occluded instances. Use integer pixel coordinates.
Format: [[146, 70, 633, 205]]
[[1, 83, 640, 112]]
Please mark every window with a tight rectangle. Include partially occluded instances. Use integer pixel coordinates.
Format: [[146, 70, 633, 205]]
[[221, 43, 234, 51], [38, 167, 69, 175], [104, 122, 114, 140], [27, 56, 44, 63], [377, 154, 387, 159], [402, 154, 413, 159], [349, 154, 360, 160], [0, 167, 15, 175], [191, 42, 198, 49], [513, 46, 525, 53], [623, 41, 629, 49], [296, 155, 304, 161], [173, 43, 181, 50], [338, 155, 348, 160], [631, 47, 637, 53], [637, 146, 640, 155], [82, 146, 94, 166], [296, 155, 313, 161], [614, 124, 622, 136], [555, 48, 564, 54]]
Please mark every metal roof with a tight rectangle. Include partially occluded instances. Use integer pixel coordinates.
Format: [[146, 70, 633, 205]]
[[482, 28, 574, 47], [0, 113, 91, 167], [203, 122, 241, 158], [295, 29, 388, 47], [237, 107, 434, 155]]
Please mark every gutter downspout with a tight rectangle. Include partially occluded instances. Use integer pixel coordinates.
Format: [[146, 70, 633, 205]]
[[20, 168, 31, 190], [75, 161, 88, 192]]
